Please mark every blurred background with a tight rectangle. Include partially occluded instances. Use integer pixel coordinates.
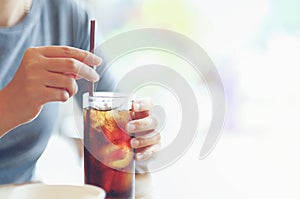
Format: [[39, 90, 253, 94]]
[[35, 0, 300, 198]]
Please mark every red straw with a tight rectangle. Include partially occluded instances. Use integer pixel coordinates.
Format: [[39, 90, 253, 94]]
[[89, 20, 96, 97], [90, 20, 95, 53]]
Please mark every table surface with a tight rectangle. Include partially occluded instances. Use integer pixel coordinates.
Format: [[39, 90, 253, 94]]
[[2, 119, 300, 199]]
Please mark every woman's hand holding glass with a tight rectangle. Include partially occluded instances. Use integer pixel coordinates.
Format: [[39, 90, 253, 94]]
[[128, 98, 161, 162]]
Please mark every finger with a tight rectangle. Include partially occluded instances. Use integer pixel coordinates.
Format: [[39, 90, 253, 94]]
[[134, 143, 161, 161], [126, 116, 158, 134], [44, 72, 78, 97], [36, 46, 102, 66], [133, 98, 153, 112], [64, 73, 82, 80], [131, 133, 161, 149], [39, 86, 70, 104], [45, 58, 99, 82], [133, 110, 149, 120]]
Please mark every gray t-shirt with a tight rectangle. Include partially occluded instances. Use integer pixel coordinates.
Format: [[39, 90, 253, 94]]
[[0, 0, 113, 184]]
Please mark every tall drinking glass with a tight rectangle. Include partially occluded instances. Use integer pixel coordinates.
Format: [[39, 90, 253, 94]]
[[83, 92, 135, 199]]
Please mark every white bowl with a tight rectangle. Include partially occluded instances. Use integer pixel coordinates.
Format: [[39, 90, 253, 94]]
[[0, 183, 106, 199]]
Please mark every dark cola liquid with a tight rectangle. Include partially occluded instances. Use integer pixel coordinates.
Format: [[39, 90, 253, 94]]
[[84, 108, 135, 199]]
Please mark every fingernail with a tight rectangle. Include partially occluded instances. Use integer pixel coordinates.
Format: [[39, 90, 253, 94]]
[[127, 123, 136, 132], [134, 103, 140, 111], [131, 139, 139, 148], [136, 151, 152, 161], [136, 153, 143, 160], [92, 73, 100, 82], [85, 54, 102, 65], [143, 117, 152, 127], [93, 55, 102, 65], [64, 91, 70, 100]]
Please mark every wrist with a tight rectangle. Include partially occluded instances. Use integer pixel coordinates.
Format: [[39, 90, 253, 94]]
[[0, 86, 21, 137], [135, 172, 153, 199]]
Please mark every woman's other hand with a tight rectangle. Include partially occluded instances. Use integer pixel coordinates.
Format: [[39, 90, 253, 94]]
[[0, 46, 101, 136]]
